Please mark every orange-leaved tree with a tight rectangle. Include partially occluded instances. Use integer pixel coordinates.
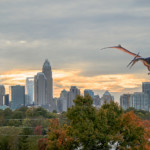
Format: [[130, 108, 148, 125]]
[[117, 111, 150, 149], [46, 119, 77, 150]]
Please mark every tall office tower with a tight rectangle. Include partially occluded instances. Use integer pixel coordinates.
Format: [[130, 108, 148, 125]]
[[84, 89, 94, 99], [26, 77, 34, 105], [68, 86, 80, 107], [42, 59, 53, 110], [0, 85, 5, 106], [4, 94, 9, 106], [120, 94, 132, 110], [60, 89, 68, 112], [10, 85, 25, 110], [101, 90, 114, 105], [34, 72, 47, 107], [142, 82, 150, 105], [130, 92, 149, 111]]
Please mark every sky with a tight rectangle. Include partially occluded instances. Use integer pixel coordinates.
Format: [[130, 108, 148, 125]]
[[0, 0, 150, 102]]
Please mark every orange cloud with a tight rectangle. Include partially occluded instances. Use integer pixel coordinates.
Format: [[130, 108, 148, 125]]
[[0, 69, 149, 98]]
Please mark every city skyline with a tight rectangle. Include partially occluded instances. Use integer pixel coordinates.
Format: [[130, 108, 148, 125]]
[[0, 65, 149, 101], [0, 0, 150, 101]]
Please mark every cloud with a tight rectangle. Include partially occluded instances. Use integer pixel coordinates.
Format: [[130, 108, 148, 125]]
[[0, 69, 149, 101]]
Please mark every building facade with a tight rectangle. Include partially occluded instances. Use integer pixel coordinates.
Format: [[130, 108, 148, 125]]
[[4, 94, 9, 106], [26, 77, 34, 105], [34, 60, 53, 111], [34, 72, 47, 107], [101, 90, 114, 105], [142, 82, 150, 105], [10, 85, 25, 110], [93, 95, 101, 107], [84, 89, 94, 99], [68, 86, 80, 108], [60, 89, 68, 112], [0, 85, 5, 106], [120, 94, 132, 110], [130, 92, 149, 111], [42, 60, 53, 107]]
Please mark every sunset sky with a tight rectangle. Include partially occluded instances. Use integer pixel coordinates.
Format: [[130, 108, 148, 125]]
[[0, 0, 150, 102]]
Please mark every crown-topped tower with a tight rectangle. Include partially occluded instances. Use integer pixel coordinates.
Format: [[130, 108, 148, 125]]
[[42, 59, 53, 109]]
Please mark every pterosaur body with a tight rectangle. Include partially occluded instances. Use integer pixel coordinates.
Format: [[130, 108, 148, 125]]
[[101, 45, 150, 74]]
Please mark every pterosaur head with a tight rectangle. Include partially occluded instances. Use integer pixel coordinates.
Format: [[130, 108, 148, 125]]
[[127, 57, 145, 69], [127, 52, 140, 68]]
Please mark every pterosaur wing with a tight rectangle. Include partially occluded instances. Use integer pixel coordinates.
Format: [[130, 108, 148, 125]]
[[101, 45, 141, 58]]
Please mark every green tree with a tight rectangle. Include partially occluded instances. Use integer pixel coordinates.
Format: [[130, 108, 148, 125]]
[[67, 95, 97, 150], [66, 95, 150, 150], [0, 126, 21, 150], [26, 107, 53, 118]]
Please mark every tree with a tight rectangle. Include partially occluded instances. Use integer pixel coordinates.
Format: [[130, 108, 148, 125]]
[[115, 111, 149, 149], [34, 125, 42, 135], [66, 95, 150, 150], [0, 126, 21, 150], [67, 95, 97, 150], [25, 107, 56, 120], [45, 119, 77, 150]]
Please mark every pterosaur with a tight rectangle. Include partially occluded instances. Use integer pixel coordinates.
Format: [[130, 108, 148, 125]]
[[101, 44, 150, 75]]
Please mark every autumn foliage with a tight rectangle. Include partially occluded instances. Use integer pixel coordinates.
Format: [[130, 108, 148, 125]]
[[40, 95, 150, 150], [45, 119, 77, 150], [34, 125, 42, 135]]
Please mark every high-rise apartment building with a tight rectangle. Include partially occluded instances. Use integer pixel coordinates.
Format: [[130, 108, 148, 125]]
[[34, 60, 53, 110], [26, 77, 34, 105], [10, 85, 25, 110], [0, 85, 5, 106]]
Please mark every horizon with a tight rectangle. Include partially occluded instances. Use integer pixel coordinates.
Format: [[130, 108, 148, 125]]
[[0, 60, 149, 103]]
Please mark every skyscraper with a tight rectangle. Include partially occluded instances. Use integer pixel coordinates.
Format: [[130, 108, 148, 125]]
[[34, 72, 47, 106], [68, 86, 80, 107], [42, 59, 53, 106], [0, 85, 5, 106], [26, 77, 34, 105], [34, 60, 53, 110], [10, 85, 25, 110]]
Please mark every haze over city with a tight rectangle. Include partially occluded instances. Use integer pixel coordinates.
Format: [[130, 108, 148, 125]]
[[0, 0, 150, 101]]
